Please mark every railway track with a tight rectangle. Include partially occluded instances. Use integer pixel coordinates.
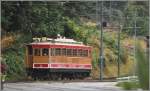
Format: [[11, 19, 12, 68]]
[[5, 77, 117, 83]]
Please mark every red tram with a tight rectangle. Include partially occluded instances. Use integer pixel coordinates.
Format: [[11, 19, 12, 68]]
[[25, 36, 92, 80]]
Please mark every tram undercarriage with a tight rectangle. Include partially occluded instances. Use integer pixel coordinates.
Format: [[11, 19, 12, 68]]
[[26, 68, 91, 80]]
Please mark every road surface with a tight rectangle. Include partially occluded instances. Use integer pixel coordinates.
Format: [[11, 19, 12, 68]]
[[3, 81, 122, 91]]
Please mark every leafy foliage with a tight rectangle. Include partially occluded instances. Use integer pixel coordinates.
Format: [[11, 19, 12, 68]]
[[3, 48, 26, 80], [123, 1, 149, 36], [136, 44, 149, 90]]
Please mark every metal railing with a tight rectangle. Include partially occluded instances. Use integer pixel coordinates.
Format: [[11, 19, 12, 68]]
[[116, 76, 139, 82]]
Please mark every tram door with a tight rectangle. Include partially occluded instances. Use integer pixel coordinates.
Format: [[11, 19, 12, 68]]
[[26, 45, 33, 69]]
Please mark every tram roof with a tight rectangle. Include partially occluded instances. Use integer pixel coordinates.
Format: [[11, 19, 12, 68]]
[[27, 37, 91, 49], [29, 42, 88, 46]]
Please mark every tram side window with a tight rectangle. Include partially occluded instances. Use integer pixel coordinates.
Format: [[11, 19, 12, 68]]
[[34, 49, 41, 56], [82, 50, 88, 57], [55, 48, 61, 56], [67, 49, 72, 56], [78, 49, 82, 57], [42, 48, 49, 56], [73, 49, 77, 56], [62, 48, 66, 56], [28, 46, 33, 55]]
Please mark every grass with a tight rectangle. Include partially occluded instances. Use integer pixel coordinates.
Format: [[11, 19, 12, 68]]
[[116, 81, 140, 90]]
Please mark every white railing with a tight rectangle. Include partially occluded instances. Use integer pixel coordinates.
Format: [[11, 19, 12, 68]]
[[116, 76, 139, 82]]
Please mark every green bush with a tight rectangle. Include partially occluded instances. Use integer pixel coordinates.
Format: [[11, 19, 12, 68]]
[[92, 49, 99, 69], [3, 48, 26, 80], [2, 34, 28, 80], [136, 45, 149, 90], [117, 44, 149, 90]]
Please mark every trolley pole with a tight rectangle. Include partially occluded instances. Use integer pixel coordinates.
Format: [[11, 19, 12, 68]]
[[100, 1, 104, 81]]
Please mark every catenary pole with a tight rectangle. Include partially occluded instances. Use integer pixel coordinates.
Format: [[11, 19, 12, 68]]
[[117, 24, 122, 78], [100, 0, 104, 80]]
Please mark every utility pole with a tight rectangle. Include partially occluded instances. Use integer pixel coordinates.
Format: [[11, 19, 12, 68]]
[[100, 0, 104, 80], [117, 24, 122, 78], [133, 9, 137, 76]]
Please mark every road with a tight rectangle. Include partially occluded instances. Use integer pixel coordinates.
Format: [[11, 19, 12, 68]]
[[3, 81, 122, 91]]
